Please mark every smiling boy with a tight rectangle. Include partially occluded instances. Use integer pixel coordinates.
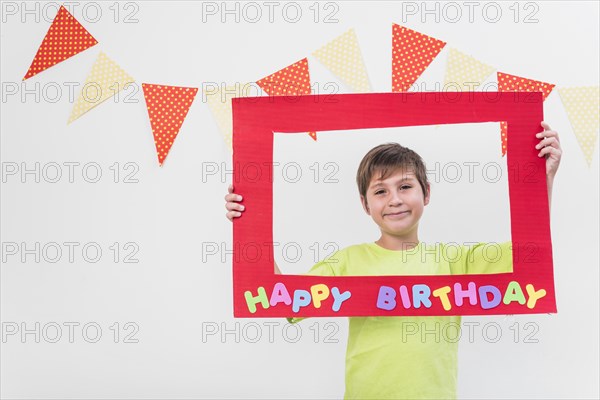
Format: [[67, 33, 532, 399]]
[[225, 122, 562, 399], [357, 141, 430, 252]]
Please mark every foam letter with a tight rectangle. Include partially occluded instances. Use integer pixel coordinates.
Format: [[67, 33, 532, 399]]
[[310, 284, 330, 309], [269, 282, 292, 307], [525, 284, 547, 309], [244, 287, 270, 313], [376, 286, 397, 310], [432, 286, 452, 311], [292, 290, 312, 313], [399, 285, 411, 308], [412, 284, 432, 309], [331, 287, 352, 312], [454, 282, 478, 306], [478, 285, 502, 310], [503, 281, 526, 305]]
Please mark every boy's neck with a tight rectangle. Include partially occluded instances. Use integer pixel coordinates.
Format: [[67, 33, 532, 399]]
[[375, 233, 420, 251]]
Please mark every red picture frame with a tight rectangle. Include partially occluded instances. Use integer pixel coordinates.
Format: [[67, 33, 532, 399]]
[[231, 92, 555, 317]]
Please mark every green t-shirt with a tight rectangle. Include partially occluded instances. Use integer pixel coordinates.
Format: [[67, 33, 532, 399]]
[[302, 241, 513, 400]]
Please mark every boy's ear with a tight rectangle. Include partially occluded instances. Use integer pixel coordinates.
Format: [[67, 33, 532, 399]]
[[360, 195, 371, 215], [424, 183, 431, 206]]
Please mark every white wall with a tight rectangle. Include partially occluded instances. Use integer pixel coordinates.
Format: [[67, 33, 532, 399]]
[[1, 1, 598, 398]]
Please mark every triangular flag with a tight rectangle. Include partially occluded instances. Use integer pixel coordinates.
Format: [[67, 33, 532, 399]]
[[443, 48, 495, 91], [312, 28, 371, 93], [257, 58, 311, 96], [142, 84, 198, 166], [206, 83, 253, 151], [497, 72, 555, 99], [392, 24, 446, 92], [497, 72, 555, 155], [256, 58, 316, 141], [23, 6, 98, 80], [68, 52, 134, 123], [558, 86, 599, 166]]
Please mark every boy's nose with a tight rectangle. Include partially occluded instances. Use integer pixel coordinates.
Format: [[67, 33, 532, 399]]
[[389, 194, 403, 205]]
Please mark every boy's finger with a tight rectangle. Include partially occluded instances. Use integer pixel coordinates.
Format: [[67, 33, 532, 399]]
[[225, 202, 245, 212], [224, 192, 243, 201], [538, 146, 561, 158], [225, 198, 236, 208], [536, 129, 559, 141], [538, 123, 561, 142], [535, 137, 559, 149], [228, 184, 234, 193], [226, 211, 241, 220]]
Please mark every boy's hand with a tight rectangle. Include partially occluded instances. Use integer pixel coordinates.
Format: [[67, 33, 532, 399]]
[[536, 121, 562, 177], [225, 184, 245, 221]]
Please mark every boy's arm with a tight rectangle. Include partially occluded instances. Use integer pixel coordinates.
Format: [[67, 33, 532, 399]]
[[547, 175, 555, 212], [536, 121, 562, 212]]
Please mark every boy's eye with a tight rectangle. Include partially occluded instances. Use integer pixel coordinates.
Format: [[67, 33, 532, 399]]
[[400, 185, 412, 190], [375, 190, 385, 195]]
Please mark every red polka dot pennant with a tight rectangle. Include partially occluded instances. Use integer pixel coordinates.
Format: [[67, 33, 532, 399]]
[[23, 5, 98, 80], [142, 84, 198, 166], [256, 58, 316, 141], [392, 24, 446, 92], [497, 72, 555, 156]]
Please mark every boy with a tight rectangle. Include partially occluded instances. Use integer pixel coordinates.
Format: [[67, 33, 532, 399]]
[[225, 122, 562, 399]]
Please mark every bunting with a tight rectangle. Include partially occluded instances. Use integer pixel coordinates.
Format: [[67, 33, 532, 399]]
[[256, 58, 316, 141], [392, 24, 446, 92], [15, 16, 596, 167], [443, 48, 495, 91], [68, 52, 135, 123], [142, 84, 198, 166], [558, 87, 599, 166], [23, 6, 98, 80], [312, 28, 371, 93]]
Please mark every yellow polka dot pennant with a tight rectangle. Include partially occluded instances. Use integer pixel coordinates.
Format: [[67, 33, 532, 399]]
[[142, 84, 198, 166], [392, 24, 446, 92], [68, 52, 134, 124], [256, 58, 316, 141], [312, 28, 371, 93], [558, 86, 599, 166], [23, 5, 98, 80], [443, 48, 495, 91], [205, 83, 254, 151], [497, 72, 555, 156]]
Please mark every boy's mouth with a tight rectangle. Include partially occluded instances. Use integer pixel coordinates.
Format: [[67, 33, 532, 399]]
[[384, 211, 409, 218]]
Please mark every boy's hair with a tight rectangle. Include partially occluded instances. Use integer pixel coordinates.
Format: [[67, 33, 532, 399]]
[[356, 143, 430, 201]]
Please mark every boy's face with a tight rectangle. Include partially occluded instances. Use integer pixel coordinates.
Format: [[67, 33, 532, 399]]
[[360, 169, 430, 241]]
